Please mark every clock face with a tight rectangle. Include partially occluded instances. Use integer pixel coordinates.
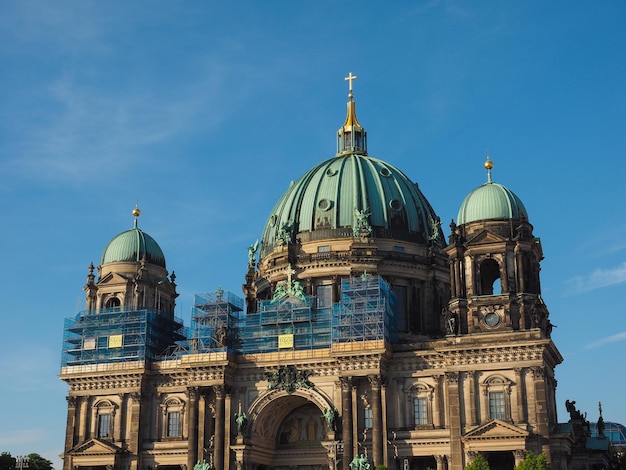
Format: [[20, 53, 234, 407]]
[[484, 312, 501, 327]]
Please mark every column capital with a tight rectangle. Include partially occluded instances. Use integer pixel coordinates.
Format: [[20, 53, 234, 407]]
[[530, 366, 546, 379], [368, 375, 382, 388], [339, 376, 352, 390], [445, 372, 459, 384]]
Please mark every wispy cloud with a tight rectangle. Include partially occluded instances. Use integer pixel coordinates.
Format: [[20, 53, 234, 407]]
[[564, 261, 626, 294], [0, 428, 44, 446], [585, 331, 626, 350]]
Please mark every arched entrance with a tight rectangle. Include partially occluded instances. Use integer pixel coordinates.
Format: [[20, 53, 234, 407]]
[[239, 389, 335, 469], [486, 451, 514, 469]]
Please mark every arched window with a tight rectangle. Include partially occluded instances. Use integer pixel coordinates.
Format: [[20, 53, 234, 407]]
[[105, 297, 121, 309], [481, 375, 512, 422], [161, 397, 185, 439], [93, 400, 116, 440], [479, 258, 501, 295], [407, 382, 434, 428]]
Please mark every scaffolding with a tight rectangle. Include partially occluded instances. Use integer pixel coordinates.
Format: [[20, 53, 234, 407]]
[[189, 289, 244, 353], [61, 276, 397, 366], [332, 275, 397, 344], [61, 307, 185, 367], [238, 296, 332, 354]]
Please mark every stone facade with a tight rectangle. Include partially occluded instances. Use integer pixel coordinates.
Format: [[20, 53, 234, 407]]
[[60, 88, 580, 470]]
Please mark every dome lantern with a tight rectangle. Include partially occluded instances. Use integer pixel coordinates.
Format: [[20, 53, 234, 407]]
[[337, 72, 367, 156]]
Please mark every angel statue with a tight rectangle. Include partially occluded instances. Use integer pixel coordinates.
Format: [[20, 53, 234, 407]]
[[247, 240, 259, 268]]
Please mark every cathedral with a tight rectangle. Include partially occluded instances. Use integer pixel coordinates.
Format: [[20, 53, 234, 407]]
[[60, 75, 583, 470]]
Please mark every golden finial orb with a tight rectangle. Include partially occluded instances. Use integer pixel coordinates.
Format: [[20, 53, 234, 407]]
[[484, 157, 494, 170], [132, 206, 141, 218]]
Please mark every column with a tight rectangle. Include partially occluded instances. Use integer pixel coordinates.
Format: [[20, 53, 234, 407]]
[[213, 386, 226, 470], [224, 389, 233, 470], [63, 396, 78, 470], [187, 387, 199, 470], [433, 375, 442, 428], [514, 368, 526, 424], [435, 455, 446, 470], [449, 260, 456, 298], [115, 393, 126, 444], [369, 375, 383, 467], [128, 392, 142, 470], [467, 372, 477, 426], [445, 372, 463, 470], [198, 391, 206, 462], [340, 377, 353, 470], [381, 381, 388, 466], [531, 367, 551, 462], [77, 396, 90, 443]]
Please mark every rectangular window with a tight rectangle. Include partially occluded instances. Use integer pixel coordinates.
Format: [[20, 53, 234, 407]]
[[318, 245, 331, 253], [98, 414, 111, 438], [364, 408, 373, 428], [316, 284, 333, 308], [393, 246, 405, 253], [489, 391, 506, 420], [167, 411, 181, 437], [413, 397, 428, 425]]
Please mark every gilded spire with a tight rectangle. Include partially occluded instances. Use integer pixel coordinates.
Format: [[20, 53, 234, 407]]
[[337, 72, 367, 156]]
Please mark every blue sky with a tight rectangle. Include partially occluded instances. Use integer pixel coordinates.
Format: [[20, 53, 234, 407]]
[[1, 1, 625, 467]]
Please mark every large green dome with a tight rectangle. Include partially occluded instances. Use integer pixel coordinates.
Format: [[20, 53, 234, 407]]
[[260, 153, 443, 257], [101, 227, 166, 268], [457, 180, 528, 225]]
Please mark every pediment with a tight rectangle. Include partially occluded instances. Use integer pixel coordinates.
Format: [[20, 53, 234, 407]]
[[68, 438, 123, 456], [98, 271, 133, 285], [465, 229, 507, 246], [463, 419, 529, 441]]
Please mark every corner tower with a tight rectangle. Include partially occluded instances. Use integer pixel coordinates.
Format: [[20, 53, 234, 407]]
[[60, 207, 183, 470], [445, 158, 550, 336]]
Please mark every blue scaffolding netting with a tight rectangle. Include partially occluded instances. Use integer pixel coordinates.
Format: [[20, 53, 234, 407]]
[[61, 275, 396, 367]]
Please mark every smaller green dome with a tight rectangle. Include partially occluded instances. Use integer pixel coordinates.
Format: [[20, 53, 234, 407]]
[[101, 228, 166, 268], [457, 181, 528, 225]]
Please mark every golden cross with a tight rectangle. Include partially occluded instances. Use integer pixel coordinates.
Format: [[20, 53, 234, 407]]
[[345, 72, 358, 93]]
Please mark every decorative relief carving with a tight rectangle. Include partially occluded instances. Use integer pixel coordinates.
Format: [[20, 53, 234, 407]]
[[265, 365, 313, 394]]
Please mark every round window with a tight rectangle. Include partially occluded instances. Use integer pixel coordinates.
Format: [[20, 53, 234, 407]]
[[389, 199, 402, 211], [380, 167, 391, 177], [484, 312, 501, 327], [318, 199, 333, 211], [326, 168, 338, 177]]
